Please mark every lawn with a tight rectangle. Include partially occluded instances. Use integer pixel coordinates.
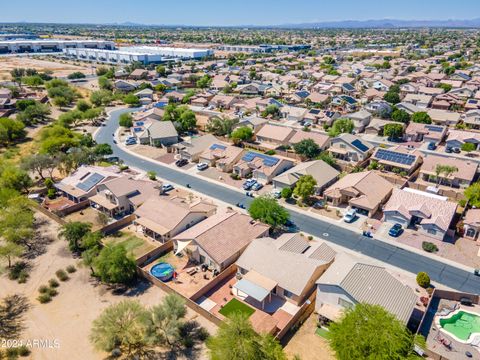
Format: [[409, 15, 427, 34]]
[[103, 231, 156, 259], [315, 327, 331, 340], [219, 298, 255, 318]]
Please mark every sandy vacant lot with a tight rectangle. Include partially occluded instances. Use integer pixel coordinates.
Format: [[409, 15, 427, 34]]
[[0, 56, 92, 80], [0, 212, 216, 360]]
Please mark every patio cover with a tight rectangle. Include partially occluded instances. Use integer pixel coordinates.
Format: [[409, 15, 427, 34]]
[[89, 194, 117, 210], [243, 270, 277, 293], [234, 278, 270, 303], [175, 239, 192, 255]]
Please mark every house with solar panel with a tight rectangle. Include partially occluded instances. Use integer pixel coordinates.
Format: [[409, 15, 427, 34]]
[[233, 151, 294, 184], [328, 134, 374, 164], [54, 165, 121, 204], [370, 146, 422, 176], [198, 143, 244, 172], [403, 123, 447, 145], [175, 134, 218, 162]]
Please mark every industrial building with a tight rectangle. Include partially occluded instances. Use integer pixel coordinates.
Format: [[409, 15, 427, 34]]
[[63, 46, 214, 64], [0, 39, 115, 54], [218, 44, 311, 53]]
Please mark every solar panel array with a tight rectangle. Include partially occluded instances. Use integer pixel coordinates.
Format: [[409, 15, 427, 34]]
[[425, 125, 443, 133], [133, 127, 143, 133], [375, 149, 416, 166], [76, 173, 105, 192], [242, 151, 279, 167], [210, 144, 227, 151], [135, 121, 144, 126], [351, 139, 370, 152]]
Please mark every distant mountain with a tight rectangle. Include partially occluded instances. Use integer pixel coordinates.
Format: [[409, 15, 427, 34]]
[[278, 18, 480, 29]]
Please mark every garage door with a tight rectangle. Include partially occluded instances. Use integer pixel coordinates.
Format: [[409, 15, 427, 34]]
[[353, 207, 369, 216]]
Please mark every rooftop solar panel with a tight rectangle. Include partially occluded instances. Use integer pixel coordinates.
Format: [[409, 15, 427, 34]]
[[210, 144, 227, 151], [76, 173, 105, 192], [241, 151, 279, 167], [351, 139, 370, 152], [133, 127, 143, 132], [425, 125, 443, 133], [375, 149, 416, 166]]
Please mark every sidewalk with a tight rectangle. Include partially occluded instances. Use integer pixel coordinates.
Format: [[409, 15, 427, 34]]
[[110, 128, 475, 275]]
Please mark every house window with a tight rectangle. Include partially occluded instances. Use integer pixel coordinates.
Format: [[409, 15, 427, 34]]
[[338, 298, 353, 309], [284, 290, 294, 299], [466, 228, 476, 238], [427, 228, 437, 235]]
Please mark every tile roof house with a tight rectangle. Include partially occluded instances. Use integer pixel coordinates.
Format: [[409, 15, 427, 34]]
[[175, 134, 218, 162], [89, 177, 161, 218], [371, 145, 422, 175], [345, 109, 372, 132], [463, 209, 480, 240], [288, 130, 331, 151], [418, 153, 477, 189], [324, 171, 394, 216], [255, 124, 296, 146], [445, 129, 480, 151], [426, 109, 461, 126], [383, 188, 457, 240], [173, 211, 270, 272], [235, 234, 335, 308], [272, 160, 340, 194], [233, 151, 294, 184], [198, 143, 244, 172], [329, 134, 374, 164], [315, 252, 417, 324], [403, 93, 433, 108], [131, 119, 178, 147], [403, 123, 447, 144]]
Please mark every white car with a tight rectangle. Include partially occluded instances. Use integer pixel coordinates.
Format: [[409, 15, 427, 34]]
[[196, 163, 209, 171], [162, 184, 174, 192], [343, 209, 357, 223], [271, 190, 281, 199]]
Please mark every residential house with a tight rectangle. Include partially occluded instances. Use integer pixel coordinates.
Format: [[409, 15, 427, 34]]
[[371, 146, 422, 175], [315, 253, 417, 324], [403, 94, 433, 108], [395, 102, 422, 115], [235, 234, 335, 309], [403, 123, 447, 144], [133, 196, 217, 243], [255, 124, 296, 147], [209, 94, 239, 110], [198, 143, 244, 172], [445, 129, 480, 151], [134, 88, 154, 105], [173, 211, 270, 272], [463, 209, 480, 240], [272, 160, 340, 194], [383, 188, 457, 241], [175, 134, 218, 162], [329, 134, 374, 163], [131, 120, 178, 147], [364, 118, 401, 136], [324, 171, 394, 216], [427, 109, 461, 126], [233, 151, 294, 184], [288, 130, 331, 151], [418, 154, 477, 189], [283, 106, 309, 122], [114, 80, 138, 92], [463, 109, 480, 129], [235, 116, 269, 132], [345, 109, 372, 132]]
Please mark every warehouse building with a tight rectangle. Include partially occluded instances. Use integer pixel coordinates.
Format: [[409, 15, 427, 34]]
[[0, 39, 115, 54], [63, 46, 214, 64]]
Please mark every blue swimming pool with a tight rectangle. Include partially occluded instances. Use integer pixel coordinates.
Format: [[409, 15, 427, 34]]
[[150, 262, 175, 282]]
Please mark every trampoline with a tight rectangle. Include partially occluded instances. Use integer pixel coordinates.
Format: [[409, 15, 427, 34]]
[[150, 262, 175, 282]]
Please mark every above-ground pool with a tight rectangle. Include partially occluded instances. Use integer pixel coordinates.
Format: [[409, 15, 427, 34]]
[[150, 262, 175, 282], [439, 310, 480, 342]]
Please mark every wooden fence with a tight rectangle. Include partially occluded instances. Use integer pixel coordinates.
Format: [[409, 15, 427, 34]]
[[189, 264, 237, 302], [99, 214, 136, 235], [136, 241, 173, 267], [32, 203, 66, 225]]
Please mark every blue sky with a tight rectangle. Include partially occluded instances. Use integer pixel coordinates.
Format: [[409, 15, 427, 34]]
[[2, 0, 480, 26]]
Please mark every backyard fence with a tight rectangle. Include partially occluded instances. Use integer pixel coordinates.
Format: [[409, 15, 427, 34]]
[[99, 214, 136, 235]]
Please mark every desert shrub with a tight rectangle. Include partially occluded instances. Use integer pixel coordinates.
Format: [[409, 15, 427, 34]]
[[66, 265, 77, 273], [265, 150, 276, 155], [38, 285, 50, 294], [8, 261, 29, 283], [37, 293, 52, 304], [281, 187, 293, 199], [48, 278, 59, 288], [17, 345, 30, 357], [416, 272, 431, 288], [422, 241, 438, 253], [47, 288, 58, 297], [56, 269, 69, 281]]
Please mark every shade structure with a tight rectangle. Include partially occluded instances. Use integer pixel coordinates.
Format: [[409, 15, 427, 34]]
[[175, 239, 192, 255], [233, 278, 270, 303]]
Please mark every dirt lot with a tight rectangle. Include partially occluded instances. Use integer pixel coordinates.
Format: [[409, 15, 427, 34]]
[[283, 314, 335, 360], [0, 212, 217, 360], [0, 56, 92, 80]]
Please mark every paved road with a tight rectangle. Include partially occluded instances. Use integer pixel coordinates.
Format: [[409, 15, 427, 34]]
[[97, 108, 480, 294]]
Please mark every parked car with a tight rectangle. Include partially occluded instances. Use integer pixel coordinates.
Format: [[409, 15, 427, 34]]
[[271, 190, 281, 199], [242, 179, 257, 190], [388, 223, 403, 237], [196, 163, 209, 171], [175, 159, 188, 167], [452, 147, 461, 154], [445, 146, 453, 153], [162, 184, 174, 192], [313, 200, 325, 209], [427, 142, 437, 150], [125, 139, 137, 145], [343, 209, 357, 223], [251, 182, 263, 191]]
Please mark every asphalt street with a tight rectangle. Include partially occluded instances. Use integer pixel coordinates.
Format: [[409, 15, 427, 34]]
[[96, 108, 480, 294]]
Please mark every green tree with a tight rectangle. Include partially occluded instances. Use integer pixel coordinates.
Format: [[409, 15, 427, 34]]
[[411, 112, 432, 124], [391, 108, 411, 123], [155, 65, 167, 76], [383, 91, 401, 104], [464, 182, 480, 207], [16, 102, 51, 126], [329, 303, 420, 360], [67, 72, 86, 80], [22, 75, 44, 87], [231, 126, 254, 144], [261, 105, 281, 119], [60, 222, 92, 252], [206, 117, 238, 136], [119, 113, 133, 128], [90, 300, 150, 357], [76, 99, 91, 112], [293, 175, 317, 202], [0, 294, 30, 341], [98, 76, 113, 91], [416, 272, 430, 288], [123, 94, 140, 107], [90, 90, 113, 107], [94, 244, 137, 285], [248, 195, 289, 229], [281, 187, 293, 199], [94, 143, 113, 157], [293, 138, 321, 159], [0, 242, 24, 268], [21, 154, 57, 180], [0, 118, 26, 146], [328, 118, 354, 137], [383, 123, 404, 140], [461, 142, 476, 153], [15, 99, 36, 111], [0, 165, 32, 193], [196, 75, 212, 88], [207, 312, 286, 360]]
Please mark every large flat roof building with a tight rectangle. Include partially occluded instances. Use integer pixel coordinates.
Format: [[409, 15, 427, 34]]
[[64, 46, 214, 64], [0, 39, 115, 54]]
